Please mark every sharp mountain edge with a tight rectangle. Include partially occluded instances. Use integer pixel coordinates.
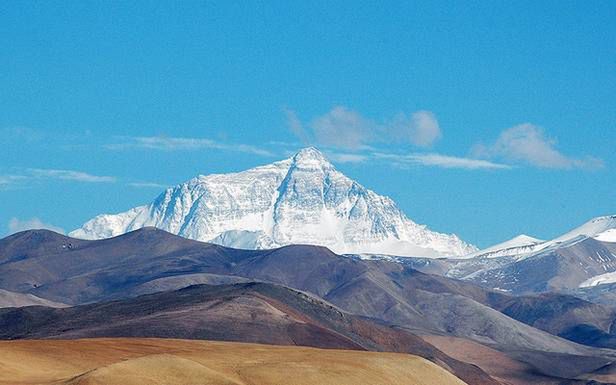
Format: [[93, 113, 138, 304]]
[[69, 147, 476, 258]]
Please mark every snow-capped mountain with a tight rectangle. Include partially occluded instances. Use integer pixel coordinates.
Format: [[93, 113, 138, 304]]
[[70, 147, 477, 257], [439, 215, 616, 294], [464, 215, 616, 260]]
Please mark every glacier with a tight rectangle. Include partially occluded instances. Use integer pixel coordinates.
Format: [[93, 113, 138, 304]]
[[70, 147, 477, 257]]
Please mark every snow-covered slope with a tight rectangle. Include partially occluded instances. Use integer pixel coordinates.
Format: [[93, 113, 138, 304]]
[[553, 215, 616, 244], [70, 148, 476, 257], [595, 229, 616, 243], [579, 271, 616, 288]]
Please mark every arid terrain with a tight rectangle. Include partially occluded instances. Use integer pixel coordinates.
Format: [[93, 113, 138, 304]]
[[0, 338, 467, 385]]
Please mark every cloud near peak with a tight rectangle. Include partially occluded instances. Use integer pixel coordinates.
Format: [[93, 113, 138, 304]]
[[286, 106, 442, 150], [373, 152, 510, 170], [287, 108, 603, 172]]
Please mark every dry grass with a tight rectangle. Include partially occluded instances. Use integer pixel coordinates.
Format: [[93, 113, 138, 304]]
[[0, 338, 467, 385]]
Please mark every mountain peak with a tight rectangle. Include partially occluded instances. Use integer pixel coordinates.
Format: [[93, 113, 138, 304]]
[[70, 149, 477, 258], [291, 147, 332, 168], [510, 234, 544, 244]]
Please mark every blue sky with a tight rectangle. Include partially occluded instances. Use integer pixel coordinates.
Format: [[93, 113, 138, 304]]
[[1, 1, 614, 247]]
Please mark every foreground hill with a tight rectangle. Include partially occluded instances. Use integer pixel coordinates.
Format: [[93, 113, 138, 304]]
[[0, 282, 500, 385], [4, 281, 616, 384], [0, 338, 468, 385]]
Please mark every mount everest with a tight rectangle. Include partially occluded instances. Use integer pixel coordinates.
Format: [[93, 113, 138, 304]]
[[70, 147, 476, 257]]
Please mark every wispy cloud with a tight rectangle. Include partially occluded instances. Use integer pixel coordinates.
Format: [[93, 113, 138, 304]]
[[27, 168, 116, 183], [0, 175, 27, 188], [375, 153, 511, 170], [284, 108, 311, 146], [106, 136, 275, 157], [8, 217, 65, 235], [128, 181, 169, 189], [318, 150, 510, 169], [286, 106, 442, 150], [0, 169, 116, 189], [472, 123, 604, 170], [326, 152, 369, 164]]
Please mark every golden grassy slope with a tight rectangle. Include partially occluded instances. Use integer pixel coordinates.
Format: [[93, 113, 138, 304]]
[[0, 338, 467, 385]]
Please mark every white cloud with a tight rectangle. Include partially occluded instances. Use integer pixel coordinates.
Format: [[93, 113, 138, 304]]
[[389, 110, 442, 147], [374, 152, 510, 170], [106, 136, 274, 157], [287, 106, 442, 150], [311, 106, 374, 149], [326, 152, 369, 164], [28, 169, 116, 183], [473, 123, 604, 170], [8, 217, 65, 235]]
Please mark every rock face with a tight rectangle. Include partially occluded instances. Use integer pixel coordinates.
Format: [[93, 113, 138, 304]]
[[70, 147, 475, 257]]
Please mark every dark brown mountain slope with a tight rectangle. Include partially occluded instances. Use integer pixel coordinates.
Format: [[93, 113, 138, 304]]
[[0, 228, 613, 355]]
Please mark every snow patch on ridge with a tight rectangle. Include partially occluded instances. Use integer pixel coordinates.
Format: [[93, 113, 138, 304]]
[[593, 229, 616, 243], [580, 268, 616, 287]]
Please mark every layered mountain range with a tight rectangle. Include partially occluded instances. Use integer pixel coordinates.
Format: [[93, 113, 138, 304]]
[[3, 228, 616, 384], [69, 148, 476, 258]]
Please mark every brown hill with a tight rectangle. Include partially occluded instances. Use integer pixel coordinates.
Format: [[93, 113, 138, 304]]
[[0, 338, 468, 385]]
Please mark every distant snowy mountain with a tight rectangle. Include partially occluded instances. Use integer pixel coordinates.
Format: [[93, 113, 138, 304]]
[[70, 147, 476, 257], [464, 215, 616, 260], [441, 215, 616, 294]]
